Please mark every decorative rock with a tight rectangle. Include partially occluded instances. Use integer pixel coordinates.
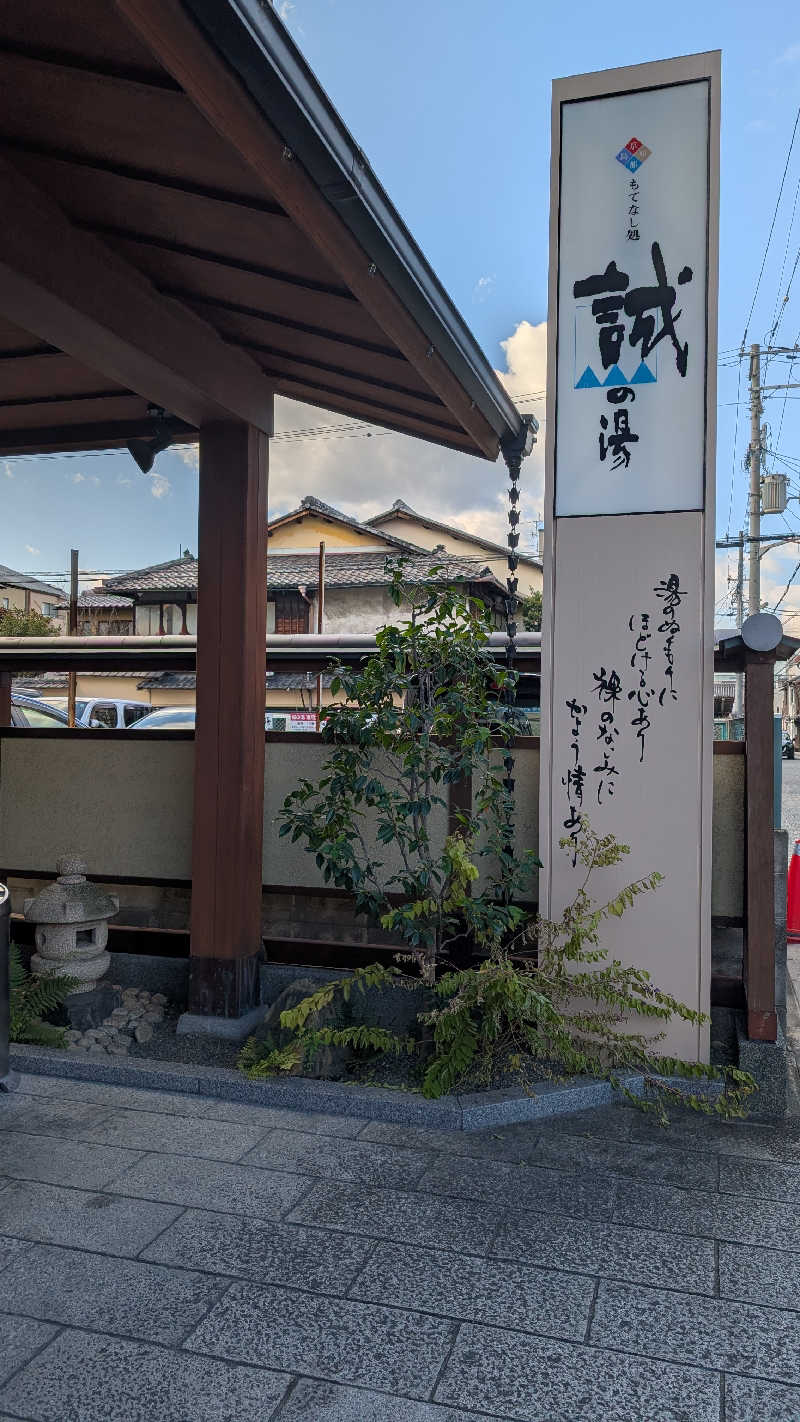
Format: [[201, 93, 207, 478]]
[[134, 1023, 153, 1044], [250, 978, 353, 1080]]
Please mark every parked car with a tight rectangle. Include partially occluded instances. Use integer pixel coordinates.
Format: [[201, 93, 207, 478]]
[[37, 696, 151, 728], [11, 694, 69, 728], [130, 706, 197, 730], [783, 735, 795, 761]]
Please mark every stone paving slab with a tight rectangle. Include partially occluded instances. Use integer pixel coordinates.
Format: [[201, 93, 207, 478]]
[[0, 1243, 227, 1344], [286, 1180, 503, 1255], [104, 1149, 311, 1218], [530, 1132, 721, 1191], [0, 1129, 144, 1190], [0, 1328, 292, 1422], [591, 1279, 800, 1383], [0, 1179, 182, 1256], [434, 1322, 722, 1422], [0, 1313, 58, 1389], [274, 1379, 498, 1420], [349, 1241, 594, 1338], [82, 1108, 270, 1161], [416, 1154, 618, 1218], [0, 1235, 32, 1272], [184, 1281, 456, 1399], [724, 1374, 800, 1421], [532, 1103, 636, 1142], [719, 1153, 800, 1202], [356, 1119, 542, 1162], [491, 1209, 716, 1294], [0, 1094, 117, 1136], [613, 1178, 800, 1248], [142, 1208, 373, 1294], [241, 1130, 434, 1189], [719, 1241, 800, 1309], [626, 1110, 789, 1160]]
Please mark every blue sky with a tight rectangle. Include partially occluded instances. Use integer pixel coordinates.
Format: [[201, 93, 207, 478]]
[[3, 0, 800, 615]]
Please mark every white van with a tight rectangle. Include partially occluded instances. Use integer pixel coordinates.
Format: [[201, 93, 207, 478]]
[[36, 697, 152, 728]]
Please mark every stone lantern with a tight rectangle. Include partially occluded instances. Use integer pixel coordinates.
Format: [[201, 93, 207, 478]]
[[24, 856, 118, 993]]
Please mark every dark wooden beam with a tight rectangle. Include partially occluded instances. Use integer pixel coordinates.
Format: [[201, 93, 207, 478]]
[[80, 223, 354, 301], [0, 40, 183, 91], [0, 416, 194, 456], [113, 0, 501, 458], [225, 335, 442, 404], [189, 420, 269, 1016], [160, 285, 401, 359], [744, 650, 778, 1041], [3, 136, 286, 216], [0, 153, 274, 432]]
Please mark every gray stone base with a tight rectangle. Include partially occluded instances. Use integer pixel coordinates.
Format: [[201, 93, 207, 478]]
[[176, 1005, 265, 1043], [62, 984, 122, 1032], [736, 1018, 787, 1119], [9, 1042, 724, 1132], [0, 1070, 19, 1094]]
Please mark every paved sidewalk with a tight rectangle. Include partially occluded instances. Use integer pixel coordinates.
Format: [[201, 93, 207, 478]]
[[2, 1076, 800, 1419]]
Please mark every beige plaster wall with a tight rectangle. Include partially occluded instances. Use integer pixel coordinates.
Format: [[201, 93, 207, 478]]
[[0, 738, 194, 879], [712, 752, 744, 919], [0, 735, 742, 920], [268, 515, 389, 552]]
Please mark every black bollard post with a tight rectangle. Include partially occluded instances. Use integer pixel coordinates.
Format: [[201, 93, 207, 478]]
[[0, 882, 15, 1091]]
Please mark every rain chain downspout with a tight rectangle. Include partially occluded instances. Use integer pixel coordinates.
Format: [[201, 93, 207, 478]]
[[499, 415, 538, 898]]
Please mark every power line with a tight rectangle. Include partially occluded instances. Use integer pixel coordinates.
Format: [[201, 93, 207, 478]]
[[742, 104, 800, 347]]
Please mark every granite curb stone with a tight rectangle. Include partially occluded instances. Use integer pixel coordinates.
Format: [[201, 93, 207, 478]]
[[10, 1046, 718, 1132]]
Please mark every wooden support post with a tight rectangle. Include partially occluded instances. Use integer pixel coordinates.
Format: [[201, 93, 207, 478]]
[[188, 420, 269, 1017], [744, 649, 778, 1041], [316, 540, 325, 731], [0, 672, 11, 727]]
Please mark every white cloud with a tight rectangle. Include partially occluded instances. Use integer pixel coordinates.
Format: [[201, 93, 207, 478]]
[[149, 472, 171, 500], [777, 42, 800, 64], [72, 472, 85, 484], [173, 443, 199, 470], [746, 118, 773, 133], [90, 475, 100, 486], [274, 0, 294, 22], [25, 544, 40, 556], [3, 462, 13, 479], [268, 317, 547, 556], [473, 274, 496, 303], [117, 474, 132, 487]]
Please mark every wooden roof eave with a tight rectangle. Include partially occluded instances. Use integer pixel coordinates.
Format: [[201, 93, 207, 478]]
[[114, 0, 521, 460]]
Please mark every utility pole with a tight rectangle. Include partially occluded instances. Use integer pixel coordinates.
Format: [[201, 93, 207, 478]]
[[748, 343, 762, 615], [315, 540, 325, 731], [733, 529, 745, 720]]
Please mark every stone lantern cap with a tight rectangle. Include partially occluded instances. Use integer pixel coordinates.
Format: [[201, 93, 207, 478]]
[[24, 856, 118, 925]]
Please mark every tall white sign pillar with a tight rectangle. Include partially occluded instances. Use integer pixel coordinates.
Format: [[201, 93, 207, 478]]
[[539, 53, 720, 1060]]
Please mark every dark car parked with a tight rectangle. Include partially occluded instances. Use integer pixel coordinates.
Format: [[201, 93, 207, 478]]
[[10, 695, 70, 728]]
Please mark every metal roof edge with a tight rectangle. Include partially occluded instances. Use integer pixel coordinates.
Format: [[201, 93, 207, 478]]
[[181, 0, 524, 446]]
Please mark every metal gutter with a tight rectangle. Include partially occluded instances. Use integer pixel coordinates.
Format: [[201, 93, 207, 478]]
[[181, 0, 525, 446]]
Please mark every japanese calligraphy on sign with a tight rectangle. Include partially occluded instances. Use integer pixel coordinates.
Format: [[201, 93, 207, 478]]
[[556, 82, 708, 516]]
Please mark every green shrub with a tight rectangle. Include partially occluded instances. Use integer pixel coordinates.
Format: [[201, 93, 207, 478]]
[[8, 944, 77, 1047]]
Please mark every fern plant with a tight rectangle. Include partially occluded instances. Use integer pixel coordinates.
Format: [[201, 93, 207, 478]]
[[8, 944, 78, 1047], [240, 824, 755, 1120]]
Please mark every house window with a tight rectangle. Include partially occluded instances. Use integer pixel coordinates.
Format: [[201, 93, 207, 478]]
[[1, 597, 8, 610], [40, 602, 56, 618], [272, 593, 309, 635]]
